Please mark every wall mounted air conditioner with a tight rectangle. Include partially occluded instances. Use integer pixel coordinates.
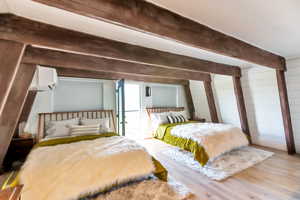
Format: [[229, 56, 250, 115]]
[[30, 66, 58, 91]]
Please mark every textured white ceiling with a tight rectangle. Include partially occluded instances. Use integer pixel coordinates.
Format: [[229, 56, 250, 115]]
[[0, 0, 8, 12], [148, 0, 300, 59], [1, 0, 298, 70]]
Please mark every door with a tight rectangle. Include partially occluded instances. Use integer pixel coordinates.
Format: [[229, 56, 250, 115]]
[[124, 83, 141, 139], [116, 79, 125, 136]]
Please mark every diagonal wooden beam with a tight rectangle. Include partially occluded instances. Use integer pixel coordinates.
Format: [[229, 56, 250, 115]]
[[33, 0, 285, 70], [233, 76, 251, 142], [23, 46, 211, 82], [276, 69, 295, 154], [204, 81, 219, 123], [56, 68, 189, 86], [0, 63, 36, 166], [0, 14, 241, 77], [0, 39, 26, 116], [183, 82, 195, 120]]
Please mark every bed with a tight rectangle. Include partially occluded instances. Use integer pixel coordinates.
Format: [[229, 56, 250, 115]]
[[3, 110, 191, 200], [147, 107, 249, 166]]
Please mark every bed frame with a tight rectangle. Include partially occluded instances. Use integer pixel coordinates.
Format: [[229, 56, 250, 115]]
[[37, 109, 116, 142], [146, 107, 185, 119]]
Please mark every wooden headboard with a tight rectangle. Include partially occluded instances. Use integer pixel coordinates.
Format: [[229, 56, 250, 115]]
[[146, 107, 184, 119], [37, 110, 116, 142]]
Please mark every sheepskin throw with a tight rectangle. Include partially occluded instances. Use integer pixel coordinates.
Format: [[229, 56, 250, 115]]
[[171, 123, 249, 161], [19, 136, 156, 200]]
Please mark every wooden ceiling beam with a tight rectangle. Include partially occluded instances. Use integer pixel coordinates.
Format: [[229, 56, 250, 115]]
[[23, 46, 211, 82], [56, 68, 189, 85], [33, 0, 285, 70], [0, 14, 240, 77]]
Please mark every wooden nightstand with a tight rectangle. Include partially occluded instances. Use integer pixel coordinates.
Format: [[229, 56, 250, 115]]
[[3, 137, 35, 171], [0, 185, 23, 200], [191, 118, 206, 123]]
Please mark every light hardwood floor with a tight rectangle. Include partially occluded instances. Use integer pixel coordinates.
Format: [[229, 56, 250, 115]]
[[139, 139, 300, 200]]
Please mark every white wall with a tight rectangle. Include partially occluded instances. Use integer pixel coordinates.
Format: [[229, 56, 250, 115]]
[[212, 69, 286, 150], [191, 68, 289, 151], [213, 75, 241, 127], [24, 91, 54, 134], [53, 78, 104, 112], [241, 68, 286, 150], [189, 80, 211, 121], [24, 77, 116, 135], [286, 58, 300, 153]]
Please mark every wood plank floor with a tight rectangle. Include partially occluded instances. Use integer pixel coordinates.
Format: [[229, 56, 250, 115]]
[[139, 139, 300, 200]]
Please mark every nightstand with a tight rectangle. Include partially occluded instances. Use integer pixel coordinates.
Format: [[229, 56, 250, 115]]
[[192, 118, 206, 123], [0, 185, 23, 200], [3, 137, 35, 171]]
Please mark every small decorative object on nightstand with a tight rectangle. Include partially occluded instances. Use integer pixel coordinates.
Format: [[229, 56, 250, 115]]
[[0, 185, 23, 200]]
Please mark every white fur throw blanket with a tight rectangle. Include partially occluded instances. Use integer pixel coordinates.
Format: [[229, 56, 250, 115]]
[[19, 136, 155, 200], [171, 123, 249, 160]]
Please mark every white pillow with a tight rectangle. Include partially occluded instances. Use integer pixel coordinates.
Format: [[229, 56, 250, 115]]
[[150, 112, 170, 125], [171, 111, 188, 120], [45, 118, 79, 138], [80, 118, 111, 132], [150, 112, 170, 130], [69, 124, 100, 136]]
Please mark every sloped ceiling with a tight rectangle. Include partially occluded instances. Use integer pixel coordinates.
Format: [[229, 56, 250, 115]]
[[1, 0, 299, 70], [0, 0, 8, 13], [149, 0, 300, 60]]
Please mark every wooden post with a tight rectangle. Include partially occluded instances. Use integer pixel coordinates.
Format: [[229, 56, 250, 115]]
[[233, 76, 251, 142], [204, 81, 219, 123], [0, 63, 36, 166], [183, 82, 195, 120], [0, 40, 26, 116], [276, 69, 296, 154]]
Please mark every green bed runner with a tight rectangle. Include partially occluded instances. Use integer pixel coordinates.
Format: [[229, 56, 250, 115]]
[[35, 133, 118, 148], [155, 122, 209, 166]]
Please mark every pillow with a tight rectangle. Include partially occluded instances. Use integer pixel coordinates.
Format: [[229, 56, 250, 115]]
[[45, 118, 79, 139], [69, 124, 100, 136], [167, 114, 186, 124], [80, 118, 111, 132], [171, 111, 188, 120], [150, 112, 170, 131], [150, 112, 170, 125]]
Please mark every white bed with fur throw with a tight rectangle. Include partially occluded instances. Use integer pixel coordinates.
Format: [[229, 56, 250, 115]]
[[16, 110, 194, 200]]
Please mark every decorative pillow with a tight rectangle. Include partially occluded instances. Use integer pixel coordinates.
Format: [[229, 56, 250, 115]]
[[167, 114, 186, 124], [80, 118, 111, 132], [69, 124, 100, 136], [45, 118, 79, 138], [171, 111, 188, 120], [150, 112, 170, 125], [150, 112, 170, 131]]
